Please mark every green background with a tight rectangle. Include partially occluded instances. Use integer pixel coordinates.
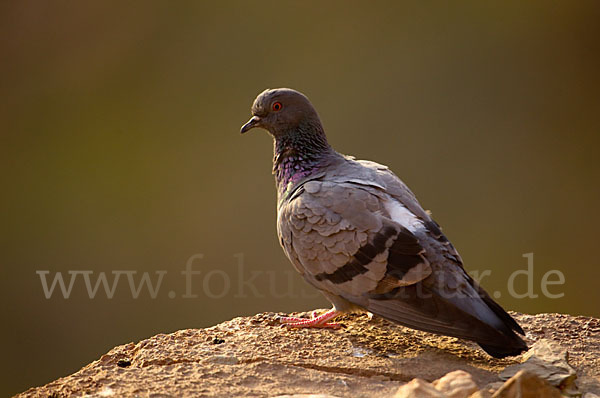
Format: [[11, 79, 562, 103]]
[[1, 1, 599, 396]]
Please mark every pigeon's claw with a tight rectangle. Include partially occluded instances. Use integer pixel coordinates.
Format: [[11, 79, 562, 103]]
[[279, 308, 342, 329]]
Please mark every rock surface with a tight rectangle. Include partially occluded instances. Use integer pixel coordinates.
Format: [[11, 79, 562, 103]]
[[16, 312, 600, 397], [493, 370, 562, 398], [499, 339, 578, 395], [394, 378, 445, 398], [431, 370, 478, 398]]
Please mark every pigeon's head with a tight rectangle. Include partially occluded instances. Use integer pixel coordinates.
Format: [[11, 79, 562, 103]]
[[240, 88, 323, 137]]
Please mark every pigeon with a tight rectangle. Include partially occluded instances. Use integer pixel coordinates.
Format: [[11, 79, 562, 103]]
[[240, 88, 528, 358]]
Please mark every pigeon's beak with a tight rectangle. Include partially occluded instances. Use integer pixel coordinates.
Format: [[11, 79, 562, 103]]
[[240, 116, 261, 134]]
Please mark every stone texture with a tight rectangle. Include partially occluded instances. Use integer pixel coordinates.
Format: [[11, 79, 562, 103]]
[[15, 312, 600, 398], [492, 370, 562, 397], [393, 371, 479, 398], [468, 391, 494, 398], [432, 370, 478, 398], [272, 395, 342, 398], [393, 378, 445, 398], [500, 339, 578, 395]]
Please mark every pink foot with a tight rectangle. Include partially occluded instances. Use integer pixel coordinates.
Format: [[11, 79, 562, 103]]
[[279, 309, 342, 329]]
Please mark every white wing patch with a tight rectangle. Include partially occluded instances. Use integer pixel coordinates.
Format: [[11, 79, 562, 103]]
[[383, 198, 425, 233]]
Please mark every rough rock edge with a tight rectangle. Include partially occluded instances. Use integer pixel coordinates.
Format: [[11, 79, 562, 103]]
[[16, 312, 600, 398]]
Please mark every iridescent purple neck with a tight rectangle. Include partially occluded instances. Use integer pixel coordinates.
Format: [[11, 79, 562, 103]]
[[275, 152, 321, 187], [272, 122, 333, 195]]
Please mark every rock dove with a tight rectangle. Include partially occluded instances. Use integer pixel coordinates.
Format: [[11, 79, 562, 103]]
[[241, 88, 528, 358]]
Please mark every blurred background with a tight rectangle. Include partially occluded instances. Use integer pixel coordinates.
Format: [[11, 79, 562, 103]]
[[1, 1, 599, 396]]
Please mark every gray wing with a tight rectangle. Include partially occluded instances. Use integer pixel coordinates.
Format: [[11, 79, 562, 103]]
[[277, 158, 526, 357], [277, 179, 433, 301]]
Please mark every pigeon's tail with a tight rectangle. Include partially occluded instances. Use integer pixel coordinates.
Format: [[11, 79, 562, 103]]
[[469, 277, 528, 358], [366, 281, 528, 358], [478, 339, 527, 358]]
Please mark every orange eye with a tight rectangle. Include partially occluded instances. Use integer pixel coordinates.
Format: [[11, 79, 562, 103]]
[[272, 102, 282, 111]]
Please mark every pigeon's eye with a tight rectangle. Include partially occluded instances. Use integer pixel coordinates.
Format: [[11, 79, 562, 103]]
[[272, 102, 282, 112]]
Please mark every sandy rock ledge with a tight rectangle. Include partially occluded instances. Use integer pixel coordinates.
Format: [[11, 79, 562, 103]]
[[17, 312, 600, 397]]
